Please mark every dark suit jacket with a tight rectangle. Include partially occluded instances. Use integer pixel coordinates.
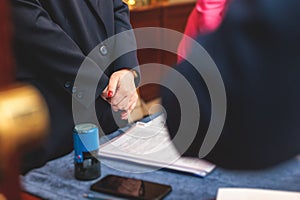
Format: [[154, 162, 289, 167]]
[[12, 0, 139, 173], [162, 0, 300, 169]]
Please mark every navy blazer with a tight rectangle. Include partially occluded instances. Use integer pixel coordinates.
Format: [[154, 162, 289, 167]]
[[12, 0, 139, 173], [162, 0, 300, 169]]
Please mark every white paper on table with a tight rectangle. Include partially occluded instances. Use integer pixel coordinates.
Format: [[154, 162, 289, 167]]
[[99, 115, 215, 177], [217, 188, 300, 200]]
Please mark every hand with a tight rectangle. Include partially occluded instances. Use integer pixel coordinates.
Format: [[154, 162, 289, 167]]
[[102, 69, 138, 120]]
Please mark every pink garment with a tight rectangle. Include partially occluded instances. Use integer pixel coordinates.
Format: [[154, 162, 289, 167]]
[[178, 0, 229, 62]]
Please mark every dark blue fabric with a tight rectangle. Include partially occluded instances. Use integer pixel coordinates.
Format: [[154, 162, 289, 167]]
[[21, 154, 300, 200], [22, 115, 300, 200], [12, 0, 139, 173], [161, 0, 300, 170]]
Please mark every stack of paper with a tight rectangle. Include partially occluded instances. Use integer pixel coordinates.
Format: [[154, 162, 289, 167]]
[[98, 115, 215, 177]]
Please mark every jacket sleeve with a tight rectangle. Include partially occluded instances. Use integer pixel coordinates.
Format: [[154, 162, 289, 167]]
[[112, 0, 140, 86], [12, 0, 109, 105]]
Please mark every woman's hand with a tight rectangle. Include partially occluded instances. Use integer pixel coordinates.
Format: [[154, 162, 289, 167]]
[[102, 69, 138, 120]]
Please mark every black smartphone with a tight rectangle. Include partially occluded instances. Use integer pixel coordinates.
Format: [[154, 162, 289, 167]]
[[90, 174, 172, 200]]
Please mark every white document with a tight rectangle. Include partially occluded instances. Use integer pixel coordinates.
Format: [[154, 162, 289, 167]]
[[217, 188, 300, 200], [99, 115, 215, 177]]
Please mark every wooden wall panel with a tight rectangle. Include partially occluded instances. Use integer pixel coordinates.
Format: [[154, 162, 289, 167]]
[[0, 0, 14, 87], [130, 1, 195, 101]]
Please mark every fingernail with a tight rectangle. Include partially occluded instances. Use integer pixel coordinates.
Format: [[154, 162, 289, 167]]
[[108, 90, 113, 98]]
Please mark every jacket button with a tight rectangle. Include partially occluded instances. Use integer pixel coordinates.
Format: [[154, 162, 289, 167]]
[[64, 81, 71, 88], [72, 86, 77, 94], [99, 45, 108, 56]]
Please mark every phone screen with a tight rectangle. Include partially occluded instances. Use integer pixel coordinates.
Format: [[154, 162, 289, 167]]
[[90, 175, 172, 200]]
